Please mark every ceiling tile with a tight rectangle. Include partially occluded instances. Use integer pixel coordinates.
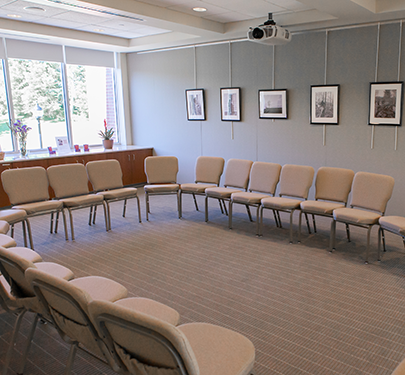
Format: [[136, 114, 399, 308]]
[[265, 0, 311, 12], [205, 11, 251, 23], [50, 9, 109, 23]]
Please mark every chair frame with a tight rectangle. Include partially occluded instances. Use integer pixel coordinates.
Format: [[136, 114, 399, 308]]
[[30, 277, 113, 375], [179, 156, 225, 217], [94, 312, 189, 375], [377, 222, 403, 261]]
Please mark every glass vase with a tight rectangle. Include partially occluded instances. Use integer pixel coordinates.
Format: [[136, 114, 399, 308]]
[[19, 138, 27, 158]]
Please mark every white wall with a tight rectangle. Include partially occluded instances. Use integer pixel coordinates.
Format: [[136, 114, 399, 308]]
[[127, 23, 405, 216]]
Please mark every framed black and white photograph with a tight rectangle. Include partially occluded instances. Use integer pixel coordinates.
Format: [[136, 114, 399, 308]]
[[369, 82, 403, 126], [310, 85, 339, 124], [185, 89, 205, 121], [259, 89, 288, 119], [221, 87, 241, 121]]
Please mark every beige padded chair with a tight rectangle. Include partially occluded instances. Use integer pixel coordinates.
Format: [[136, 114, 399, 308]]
[[0, 246, 74, 375], [47, 163, 108, 240], [331, 171, 395, 264], [90, 299, 255, 375], [298, 167, 355, 242], [144, 156, 180, 221], [259, 164, 315, 243], [229, 161, 282, 235], [392, 358, 405, 374], [2, 167, 67, 245], [86, 159, 141, 230], [378, 216, 405, 261], [26, 268, 181, 375], [180, 156, 225, 217], [0, 208, 33, 248], [205, 159, 253, 222]]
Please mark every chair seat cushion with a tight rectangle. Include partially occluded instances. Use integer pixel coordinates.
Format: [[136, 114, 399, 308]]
[[178, 322, 255, 375], [144, 184, 180, 193], [114, 297, 180, 326], [60, 194, 104, 208], [0, 209, 27, 223], [70, 276, 128, 302], [97, 187, 138, 200], [0, 234, 17, 248], [231, 192, 269, 205], [35, 262, 75, 281], [14, 200, 63, 215], [379, 216, 405, 236], [333, 208, 381, 225], [205, 187, 242, 198], [8, 247, 42, 263], [0, 220, 10, 234], [181, 183, 216, 194], [300, 201, 345, 215], [261, 197, 301, 210]]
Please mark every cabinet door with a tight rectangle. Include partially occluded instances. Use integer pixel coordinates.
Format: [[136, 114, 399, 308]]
[[133, 148, 153, 184], [106, 151, 133, 186], [0, 162, 13, 207]]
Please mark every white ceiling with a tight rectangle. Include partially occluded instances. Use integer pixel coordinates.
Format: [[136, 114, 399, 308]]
[[0, 0, 405, 52]]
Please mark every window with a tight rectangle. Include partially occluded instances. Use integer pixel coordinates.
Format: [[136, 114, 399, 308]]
[[8, 58, 67, 150], [67, 64, 117, 145], [0, 61, 12, 151]]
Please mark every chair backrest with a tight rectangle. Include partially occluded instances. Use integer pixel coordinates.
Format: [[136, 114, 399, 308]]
[[89, 299, 199, 375], [248, 162, 282, 195], [145, 156, 178, 184], [278, 164, 315, 199], [1, 167, 50, 205], [0, 246, 37, 297], [86, 159, 123, 191], [25, 268, 106, 358], [47, 163, 90, 198], [223, 159, 253, 190], [315, 167, 355, 204], [350, 171, 395, 214], [195, 156, 225, 185]]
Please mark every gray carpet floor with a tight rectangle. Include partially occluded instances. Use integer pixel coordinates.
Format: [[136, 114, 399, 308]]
[[1, 189, 405, 375]]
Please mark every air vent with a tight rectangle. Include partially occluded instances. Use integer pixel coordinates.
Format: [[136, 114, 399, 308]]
[[46, 0, 145, 21]]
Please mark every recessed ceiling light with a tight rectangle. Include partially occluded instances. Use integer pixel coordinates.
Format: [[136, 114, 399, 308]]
[[93, 28, 105, 32], [193, 7, 207, 12], [24, 6, 46, 12], [7, 14, 21, 18]]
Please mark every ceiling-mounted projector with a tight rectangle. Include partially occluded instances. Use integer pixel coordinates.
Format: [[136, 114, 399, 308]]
[[247, 13, 291, 45]]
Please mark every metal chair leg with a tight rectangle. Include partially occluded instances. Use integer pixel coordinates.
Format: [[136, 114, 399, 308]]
[[64, 343, 78, 375], [205, 196, 209, 222], [381, 228, 386, 252], [298, 211, 302, 243], [122, 199, 127, 217], [258, 206, 264, 237], [330, 220, 336, 252], [222, 199, 228, 216], [61, 210, 68, 241], [19, 313, 39, 375], [25, 219, 34, 250], [136, 196, 142, 223], [312, 214, 317, 233], [304, 213, 311, 234], [192, 193, 199, 211], [22, 221, 27, 248], [10, 224, 14, 238], [67, 208, 75, 241], [3, 311, 26, 375], [229, 201, 233, 229], [105, 202, 111, 231], [92, 205, 97, 225], [289, 210, 294, 244], [365, 226, 372, 264], [273, 210, 279, 227], [345, 223, 351, 242], [277, 211, 282, 228], [246, 205, 253, 222], [177, 191, 181, 219], [218, 199, 224, 214], [88, 206, 93, 226], [55, 211, 59, 234], [378, 226, 382, 261], [255, 205, 261, 236], [50, 213, 54, 234], [145, 193, 150, 221]]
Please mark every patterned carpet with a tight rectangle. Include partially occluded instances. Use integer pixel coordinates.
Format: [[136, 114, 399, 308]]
[[1, 189, 405, 375]]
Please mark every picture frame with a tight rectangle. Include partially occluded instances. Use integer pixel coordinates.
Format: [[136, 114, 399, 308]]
[[220, 87, 241, 121], [185, 89, 205, 121], [369, 82, 403, 126], [259, 89, 288, 119], [310, 85, 339, 124]]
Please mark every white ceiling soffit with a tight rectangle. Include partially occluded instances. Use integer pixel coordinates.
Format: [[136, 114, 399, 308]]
[[349, 0, 405, 14]]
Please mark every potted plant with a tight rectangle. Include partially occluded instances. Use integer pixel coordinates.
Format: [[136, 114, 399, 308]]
[[99, 119, 115, 149]]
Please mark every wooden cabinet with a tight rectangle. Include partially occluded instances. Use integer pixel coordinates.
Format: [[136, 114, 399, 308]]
[[0, 147, 153, 208]]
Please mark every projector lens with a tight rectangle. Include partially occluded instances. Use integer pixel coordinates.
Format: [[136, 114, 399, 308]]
[[252, 27, 264, 39]]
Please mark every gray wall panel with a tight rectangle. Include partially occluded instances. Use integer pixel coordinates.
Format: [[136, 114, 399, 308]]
[[127, 22, 405, 215]]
